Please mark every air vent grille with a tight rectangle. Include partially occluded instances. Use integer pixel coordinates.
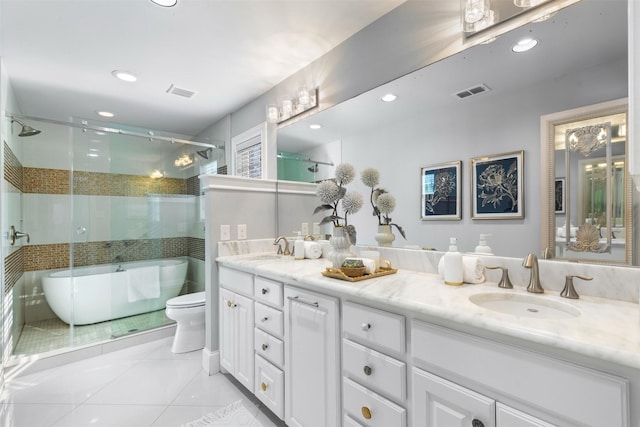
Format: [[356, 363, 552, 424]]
[[166, 84, 197, 98], [454, 83, 491, 99]]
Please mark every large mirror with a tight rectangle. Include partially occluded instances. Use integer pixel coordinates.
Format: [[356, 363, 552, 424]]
[[276, 0, 634, 264]]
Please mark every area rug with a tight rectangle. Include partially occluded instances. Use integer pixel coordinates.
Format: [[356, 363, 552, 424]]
[[182, 400, 264, 427]]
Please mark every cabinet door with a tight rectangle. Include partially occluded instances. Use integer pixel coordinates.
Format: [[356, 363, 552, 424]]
[[219, 288, 254, 392], [496, 403, 558, 427], [284, 286, 339, 427], [412, 367, 495, 427]]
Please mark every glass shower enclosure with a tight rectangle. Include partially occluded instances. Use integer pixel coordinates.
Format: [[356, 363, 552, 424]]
[[1, 116, 222, 362]]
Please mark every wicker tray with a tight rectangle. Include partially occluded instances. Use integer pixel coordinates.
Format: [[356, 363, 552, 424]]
[[321, 266, 398, 282]]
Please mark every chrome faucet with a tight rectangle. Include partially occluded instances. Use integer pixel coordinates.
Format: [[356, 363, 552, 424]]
[[522, 253, 544, 293], [273, 236, 291, 255]]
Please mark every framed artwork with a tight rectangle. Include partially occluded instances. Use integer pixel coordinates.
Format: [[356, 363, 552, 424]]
[[470, 150, 524, 219], [421, 161, 461, 220], [555, 178, 565, 214]]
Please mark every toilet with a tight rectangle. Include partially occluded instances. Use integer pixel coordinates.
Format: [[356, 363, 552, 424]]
[[165, 291, 206, 353]]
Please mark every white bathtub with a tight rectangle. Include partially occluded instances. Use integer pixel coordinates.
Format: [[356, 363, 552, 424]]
[[42, 258, 188, 325]]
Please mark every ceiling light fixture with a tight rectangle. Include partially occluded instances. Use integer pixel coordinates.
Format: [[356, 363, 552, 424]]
[[513, 0, 543, 7], [381, 93, 397, 102], [464, 0, 489, 24], [112, 70, 137, 82], [150, 170, 164, 179], [96, 111, 115, 118], [512, 38, 538, 53], [150, 0, 177, 7], [266, 87, 319, 124], [309, 124, 322, 130]]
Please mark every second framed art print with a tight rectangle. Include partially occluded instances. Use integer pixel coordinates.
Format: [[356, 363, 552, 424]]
[[470, 151, 524, 220]]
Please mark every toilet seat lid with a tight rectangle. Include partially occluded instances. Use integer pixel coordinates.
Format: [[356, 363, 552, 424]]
[[166, 291, 206, 308]]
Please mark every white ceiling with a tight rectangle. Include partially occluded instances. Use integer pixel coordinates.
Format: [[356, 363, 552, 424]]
[[0, 0, 404, 137]]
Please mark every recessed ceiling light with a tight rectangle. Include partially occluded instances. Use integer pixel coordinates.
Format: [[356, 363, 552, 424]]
[[112, 70, 137, 82], [150, 0, 177, 7], [309, 124, 322, 130], [512, 38, 538, 53], [96, 111, 115, 118], [94, 131, 106, 136], [381, 94, 397, 102]]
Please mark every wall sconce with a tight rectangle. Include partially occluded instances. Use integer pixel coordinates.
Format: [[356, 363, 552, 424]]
[[266, 87, 318, 124]]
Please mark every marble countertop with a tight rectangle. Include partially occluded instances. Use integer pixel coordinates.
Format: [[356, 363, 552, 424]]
[[216, 253, 640, 371]]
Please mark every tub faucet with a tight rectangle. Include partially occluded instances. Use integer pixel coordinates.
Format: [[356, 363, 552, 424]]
[[522, 253, 544, 293], [273, 236, 290, 255]]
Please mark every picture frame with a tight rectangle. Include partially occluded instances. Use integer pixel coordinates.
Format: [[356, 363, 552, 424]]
[[470, 150, 524, 219], [555, 178, 565, 214], [421, 161, 461, 220]]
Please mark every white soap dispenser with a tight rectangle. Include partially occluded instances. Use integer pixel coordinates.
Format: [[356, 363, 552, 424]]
[[294, 231, 305, 260], [443, 237, 463, 286], [475, 234, 493, 255]]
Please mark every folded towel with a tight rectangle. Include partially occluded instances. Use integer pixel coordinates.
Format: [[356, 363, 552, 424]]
[[438, 255, 485, 284], [127, 266, 160, 302], [304, 241, 322, 259]]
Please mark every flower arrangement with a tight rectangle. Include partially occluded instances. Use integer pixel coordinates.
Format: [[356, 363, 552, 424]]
[[360, 167, 406, 239], [314, 163, 363, 244]]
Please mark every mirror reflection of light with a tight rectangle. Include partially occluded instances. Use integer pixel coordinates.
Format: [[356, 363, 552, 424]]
[[381, 94, 397, 102], [309, 124, 322, 130], [150, 170, 164, 179], [512, 38, 538, 53]]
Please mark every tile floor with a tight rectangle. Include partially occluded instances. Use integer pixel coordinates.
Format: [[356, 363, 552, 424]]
[[1, 337, 287, 427], [14, 310, 174, 356]]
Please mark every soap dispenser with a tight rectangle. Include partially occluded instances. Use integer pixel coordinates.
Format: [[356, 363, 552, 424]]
[[475, 234, 493, 255], [294, 231, 305, 260], [443, 237, 463, 286]]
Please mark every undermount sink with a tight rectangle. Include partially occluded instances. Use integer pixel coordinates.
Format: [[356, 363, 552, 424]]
[[469, 292, 581, 319]]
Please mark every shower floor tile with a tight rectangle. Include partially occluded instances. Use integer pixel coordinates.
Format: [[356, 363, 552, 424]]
[[14, 310, 174, 356]]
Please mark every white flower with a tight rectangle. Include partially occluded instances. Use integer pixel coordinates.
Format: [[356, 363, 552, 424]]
[[342, 191, 364, 215], [376, 193, 396, 214], [360, 167, 380, 188], [335, 163, 355, 185], [372, 187, 387, 204], [316, 180, 339, 204]]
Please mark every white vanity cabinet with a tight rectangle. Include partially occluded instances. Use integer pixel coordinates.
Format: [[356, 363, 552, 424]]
[[342, 301, 407, 427], [219, 287, 254, 392], [411, 320, 630, 427], [284, 286, 340, 427], [254, 276, 285, 419]]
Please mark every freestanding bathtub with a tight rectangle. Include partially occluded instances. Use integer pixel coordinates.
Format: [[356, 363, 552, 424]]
[[42, 258, 188, 325]]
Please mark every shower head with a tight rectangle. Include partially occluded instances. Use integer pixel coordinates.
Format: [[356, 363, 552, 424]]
[[11, 118, 41, 137], [196, 147, 212, 159]]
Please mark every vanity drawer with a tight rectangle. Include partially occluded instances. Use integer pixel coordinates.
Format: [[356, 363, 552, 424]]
[[343, 339, 406, 402], [344, 414, 364, 427], [343, 377, 406, 427], [343, 301, 405, 356], [219, 266, 253, 297], [255, 327, 284, 367], [255, 302, 284, 337], [255, 355, 284, 420], [254, 276, 283, 307]]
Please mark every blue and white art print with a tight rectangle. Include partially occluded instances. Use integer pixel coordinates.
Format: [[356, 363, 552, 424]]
[[421, 161, 461, 220], [471, 151, 524, 219]]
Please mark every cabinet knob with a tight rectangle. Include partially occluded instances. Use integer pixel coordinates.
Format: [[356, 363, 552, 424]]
[[361, 323, 371, 331], [472, 419, 484, 427], [261, 382, 268, 391], [261, 316, 269, 322], [226, 300, 236, 308], [262, 343, 269, 351], [261, 288, 269, 295], [361, 406, 372, 420], [363, 365, 372, 376]]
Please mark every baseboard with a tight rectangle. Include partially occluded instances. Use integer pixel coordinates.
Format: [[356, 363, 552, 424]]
[[202, 347, 220, 375]]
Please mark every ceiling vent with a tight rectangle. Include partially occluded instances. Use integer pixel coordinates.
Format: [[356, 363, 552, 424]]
[[166, 84, 197, 98], [454, 83, 491, 99]]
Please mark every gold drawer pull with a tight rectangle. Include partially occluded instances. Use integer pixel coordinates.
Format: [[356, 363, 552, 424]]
[[262, 343, 269, 351], [363, 365, 372, 376], [361, 323, 371, 331], [226, 301, 236, 308], [361, 406, 372, 420], [261, 382, 268, 391]]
